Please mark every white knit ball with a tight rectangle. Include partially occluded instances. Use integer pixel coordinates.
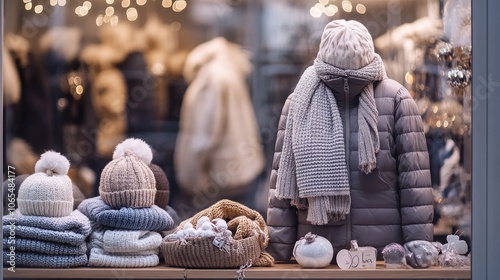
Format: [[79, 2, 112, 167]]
[[199, 230, 215, 238], [176, 231, 186, 239], [183, 223, 194, 231], [200, 222, 214, 231], [214, 219, 228, 231], [112, 138, 153, 164], [196, 216, 210, 230], [184, 227, 198, 238], [34, 151, 70, 176]]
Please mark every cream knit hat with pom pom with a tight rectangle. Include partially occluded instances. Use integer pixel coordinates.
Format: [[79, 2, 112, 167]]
[[317, 19, 375, 70], [99, 138, 156, 209], [18, 151, 74, 217]]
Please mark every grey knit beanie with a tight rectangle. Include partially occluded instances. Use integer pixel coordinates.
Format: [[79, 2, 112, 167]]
[[17, 151, 74, 217], [149, 163, 170, 209], [99, 138, 156, 209], [317, 19, 375, 70]]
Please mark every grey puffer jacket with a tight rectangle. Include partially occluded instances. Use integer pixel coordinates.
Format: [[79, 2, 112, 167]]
[[267, 78, 434, 262]]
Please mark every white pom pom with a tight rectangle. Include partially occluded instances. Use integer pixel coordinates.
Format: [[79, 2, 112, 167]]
[[112, 138, 153, 164], [185, 228, 198, 238], [183, 223, 194, 231], [200, 222, 214, 231], [200, 230, 215, 238], [176, 231, 186, 238], [196, 216, 210, 230], [34, 151, 70, 176], [215, 219, 228, 231]]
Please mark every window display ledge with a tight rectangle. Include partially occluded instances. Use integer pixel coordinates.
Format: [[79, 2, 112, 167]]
[[3, 263, 471, 280]]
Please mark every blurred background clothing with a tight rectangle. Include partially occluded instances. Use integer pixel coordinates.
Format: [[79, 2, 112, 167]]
[[3, 0, 471, 239]]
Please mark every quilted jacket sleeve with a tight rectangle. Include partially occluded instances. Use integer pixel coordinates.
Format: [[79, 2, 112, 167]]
[[266, 94, 298, 262], [394, 85, 434, 242]]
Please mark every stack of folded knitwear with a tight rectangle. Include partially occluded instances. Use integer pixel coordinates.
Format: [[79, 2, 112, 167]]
[[78, 138, 175, 267], [2, 151, 91, 268]]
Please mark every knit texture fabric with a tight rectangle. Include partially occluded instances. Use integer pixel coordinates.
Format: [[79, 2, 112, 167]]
[[3, 238, 87, 255], [89, 229, 162, 253], [3, 210, 91, 245], [173, 199, 274, 267], [2, 209, 89, 268], [17, 151, 74, 217], [88, 247, 159, 267], [149, 163, 170, 209], [276, 55, 386, 226], [317, 20, 375, 70], [3, 176, 86, 214], [99, 153, 156, 209], [315, 57, 386, 173], [3, 251, 88, 268], [77, 196, 174, 231], [162, 235, 261, 268]]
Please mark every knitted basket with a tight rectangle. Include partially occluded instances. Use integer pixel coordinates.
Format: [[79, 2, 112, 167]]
[[161, 235, 261, 268]]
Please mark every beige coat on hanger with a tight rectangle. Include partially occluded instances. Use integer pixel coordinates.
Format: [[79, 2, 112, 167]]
[[175, 38, 264, 197]]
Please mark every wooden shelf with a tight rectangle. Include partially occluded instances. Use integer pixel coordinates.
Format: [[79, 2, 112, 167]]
[[3, 263, 471, 280], [3, 267, 186, 279], [187, 263, 470, 280]]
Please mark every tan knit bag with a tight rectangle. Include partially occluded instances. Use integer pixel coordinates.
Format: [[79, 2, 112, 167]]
[[161, 200, 274, 268]]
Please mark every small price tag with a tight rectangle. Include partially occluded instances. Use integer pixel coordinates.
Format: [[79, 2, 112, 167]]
[[336, 247, 377, 270], [213, 236, 226, 249]]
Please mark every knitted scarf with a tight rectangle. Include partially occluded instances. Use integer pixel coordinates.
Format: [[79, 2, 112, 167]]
[[276, 55, 386, 225]]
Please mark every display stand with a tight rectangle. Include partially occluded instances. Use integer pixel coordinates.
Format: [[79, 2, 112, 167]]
[[3, 262, 471, 280]]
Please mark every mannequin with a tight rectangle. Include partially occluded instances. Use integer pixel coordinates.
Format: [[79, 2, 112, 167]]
[[267, 20, 433, 261]]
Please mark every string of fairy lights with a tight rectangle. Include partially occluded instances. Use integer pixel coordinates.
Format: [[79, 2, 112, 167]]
[[22, 0, 188, 26], [309, 0, 366, 18]]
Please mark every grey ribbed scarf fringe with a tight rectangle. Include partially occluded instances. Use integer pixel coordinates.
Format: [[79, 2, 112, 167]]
[[276, 55, 387, 225]]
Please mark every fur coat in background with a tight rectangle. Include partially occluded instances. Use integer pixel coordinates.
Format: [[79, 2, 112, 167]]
[[175, 37, 265, 197]]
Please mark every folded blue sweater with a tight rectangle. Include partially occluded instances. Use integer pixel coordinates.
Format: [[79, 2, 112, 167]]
[[3, 251, 87, 268], [3, 238, 87, 255], [2, 210, 91, 245], [77, 197, 174, 231]]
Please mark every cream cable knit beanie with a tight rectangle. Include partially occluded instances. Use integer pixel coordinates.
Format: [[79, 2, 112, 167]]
[[317, 19, 375, 70], [99, 138, 156, 208], [17, 151, 74, 217]]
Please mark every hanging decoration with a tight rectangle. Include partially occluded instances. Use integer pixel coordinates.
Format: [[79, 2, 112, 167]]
[[446, 67, 471, 88]]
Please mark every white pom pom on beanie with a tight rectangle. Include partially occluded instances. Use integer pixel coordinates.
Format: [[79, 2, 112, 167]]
[[99, 138, 157, 209], [18, 151, 74, 217], [317, 19, 375, 70]]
